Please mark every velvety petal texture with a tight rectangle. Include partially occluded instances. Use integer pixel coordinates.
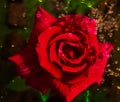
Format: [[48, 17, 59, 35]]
[[9, 6, 114, 102], [9, 7, 56, 93]]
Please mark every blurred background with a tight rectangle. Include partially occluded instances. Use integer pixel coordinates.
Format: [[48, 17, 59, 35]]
[[0, 0, 120, 102]]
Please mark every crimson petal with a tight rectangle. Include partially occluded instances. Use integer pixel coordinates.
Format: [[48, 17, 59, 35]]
[[9, 6, 56, 79], [29, 6, 56, 45], [9, 6, 58, 94], [80, 16, 99, 51], [26, 70, 53, 94], [36, 26, 62, 79], [49, 33, 80, 45], [62, 64, 87, 72], [49, 43, 58, 62]]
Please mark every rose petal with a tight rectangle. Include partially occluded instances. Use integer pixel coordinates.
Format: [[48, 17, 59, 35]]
[[9, 54, 31, 76], [26, 70, 52, 94], [52, 79, 70, 102], [52, 75, 96, 102], [80, 16, 97, 35], [86, 20, 100, 56], [62, 64, 87, 72], [9, 6, 56, 78], [78, 16, 99, 52], [49, 43, 58, 62], [49, 33, 80, 45], [99, 43, 114, 58], [89, 43, 113, 79], [29, 6, 56, 45], [8, 46, 40, 78], [68, 75, 99, 102], [62, 71, 88, 84], [36, 26, 62, 79]]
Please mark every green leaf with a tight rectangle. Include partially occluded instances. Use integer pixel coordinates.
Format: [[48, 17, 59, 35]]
[[6, 77, 30, 92]]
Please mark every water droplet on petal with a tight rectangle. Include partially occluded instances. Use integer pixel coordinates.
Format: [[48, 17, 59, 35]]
[[36, 11, 41, 18]]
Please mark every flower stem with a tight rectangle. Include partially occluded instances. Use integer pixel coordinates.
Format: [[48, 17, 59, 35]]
[[86, 90, 90, 102]]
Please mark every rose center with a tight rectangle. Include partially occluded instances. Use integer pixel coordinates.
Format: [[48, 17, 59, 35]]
[[62, 44, 83, 59]]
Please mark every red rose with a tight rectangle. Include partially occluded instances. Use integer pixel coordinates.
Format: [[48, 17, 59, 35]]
[[9, 7, 113, 102]]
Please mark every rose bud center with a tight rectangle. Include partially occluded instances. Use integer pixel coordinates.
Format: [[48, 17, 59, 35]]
[[62, 44, 83, 59]]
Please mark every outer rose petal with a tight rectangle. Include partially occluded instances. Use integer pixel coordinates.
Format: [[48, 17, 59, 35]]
[[80, 17, 100, 56], [9, 7, 56, 81], [51, 43, 113, 102], [29, 6, 56, 45], [36, 26, 62, 79], [8, 6, 57, 95], [26, 70, 53, 93], [9, 45, 40, 78]]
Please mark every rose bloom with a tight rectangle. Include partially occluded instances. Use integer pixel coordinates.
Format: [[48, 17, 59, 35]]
[[9, 7, 113, 102]]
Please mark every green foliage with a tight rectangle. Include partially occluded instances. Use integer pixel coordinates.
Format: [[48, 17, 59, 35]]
[[38, 91, 50, 102], [93, 89, 112, 102], [0, 60, 16, 90], [65, 0, 98, 14], [6, 77, 30, 92]]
